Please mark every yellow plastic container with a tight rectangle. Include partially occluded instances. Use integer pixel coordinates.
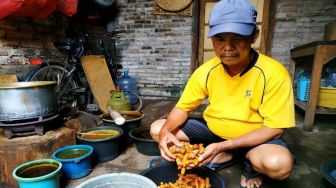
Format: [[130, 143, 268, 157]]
[[317, 87, 336, 108]]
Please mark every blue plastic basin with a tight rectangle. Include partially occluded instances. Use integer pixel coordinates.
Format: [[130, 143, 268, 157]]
[[52, 145, 93, 179], [12, 159, 62, 188]]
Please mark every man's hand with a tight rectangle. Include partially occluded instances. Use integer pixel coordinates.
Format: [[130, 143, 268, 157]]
[[198, 142, 224, 166], [158, 131, 181, 161]]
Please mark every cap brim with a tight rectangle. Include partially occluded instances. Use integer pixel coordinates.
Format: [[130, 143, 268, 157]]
[[208, 22, 255, 37]]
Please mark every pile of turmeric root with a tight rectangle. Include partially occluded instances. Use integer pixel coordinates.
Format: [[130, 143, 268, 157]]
[[158, 142, 211, 188]]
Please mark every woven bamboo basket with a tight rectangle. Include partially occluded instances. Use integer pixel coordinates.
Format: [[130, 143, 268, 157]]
[[154, 0, 193, 12]]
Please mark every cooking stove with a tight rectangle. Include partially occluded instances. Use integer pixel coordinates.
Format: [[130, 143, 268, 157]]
[[0, 114, 59, 139]]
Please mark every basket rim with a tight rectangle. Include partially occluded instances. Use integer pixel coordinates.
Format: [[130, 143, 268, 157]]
[[154, 0, 193, 12]]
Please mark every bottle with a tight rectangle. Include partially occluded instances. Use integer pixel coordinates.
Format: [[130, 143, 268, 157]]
[[116, 68, 139, 105], [106, 105, 126, 125]]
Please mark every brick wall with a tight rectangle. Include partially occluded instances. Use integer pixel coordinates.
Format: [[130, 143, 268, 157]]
[[271, 0, 336, 68], [0, 16, 67, 80], [114, 0, 193, 98], [0, 15, 107, 81]]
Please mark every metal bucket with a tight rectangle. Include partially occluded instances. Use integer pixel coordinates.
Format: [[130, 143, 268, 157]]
[[0, 81, 58, 121]]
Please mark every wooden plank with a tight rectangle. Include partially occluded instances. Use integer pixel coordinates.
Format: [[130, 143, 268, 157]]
[[259, 0, 270, 54], [80, 55, 116, 114], [197, 0, 207, 67], [295, 100, 336, 115], [252, 25, 262, 49], [291, 46, 316, 58], [191, 0, 201, 74], [265, 0, 276, 56], [0, 75, 18, 83], [203, 26, 212, 49], [251, 0, 265, 23], [203, 51, 216, 62], [204, 2, 216, 24]]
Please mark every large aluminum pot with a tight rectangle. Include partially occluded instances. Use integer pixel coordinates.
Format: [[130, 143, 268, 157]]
[[0, 81, 58, 121]]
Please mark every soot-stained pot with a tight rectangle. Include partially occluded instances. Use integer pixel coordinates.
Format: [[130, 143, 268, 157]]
[[129, 126, 160, 156], [0, 81, 58, 121]]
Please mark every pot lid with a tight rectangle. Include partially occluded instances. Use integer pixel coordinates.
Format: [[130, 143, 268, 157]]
[[0, 81, 57, 89], [154, 0, 193, 12]]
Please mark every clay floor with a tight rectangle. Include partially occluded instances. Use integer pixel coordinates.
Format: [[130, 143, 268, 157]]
[[65, 99, 336, 188]]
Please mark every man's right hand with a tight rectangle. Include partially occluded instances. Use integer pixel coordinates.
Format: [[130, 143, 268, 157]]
[[158, 131, 181, 161]]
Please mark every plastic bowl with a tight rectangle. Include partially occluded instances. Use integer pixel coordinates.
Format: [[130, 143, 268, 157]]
[[52, 145, 93, 179], [320, 159, 336, 186], [129, 126, 160, 156], [12, 159, 62, 188], [76, 125, 123, 163], [100, 111, 144, 148]]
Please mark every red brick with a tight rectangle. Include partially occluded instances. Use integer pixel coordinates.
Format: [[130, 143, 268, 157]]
[[21, 40, 44, 48], [6, 30, 34, 40], [0, 29, 6, 38]]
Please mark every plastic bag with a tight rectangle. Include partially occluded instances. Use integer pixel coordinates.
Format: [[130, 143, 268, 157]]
[[0, 0, 24, 19], [56, 0, 78, 16]]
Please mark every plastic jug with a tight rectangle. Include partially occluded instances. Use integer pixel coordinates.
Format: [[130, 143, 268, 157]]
[[116, 69, 139, 105]]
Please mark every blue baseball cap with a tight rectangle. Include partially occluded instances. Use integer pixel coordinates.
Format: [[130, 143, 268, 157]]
[[208, 0, 257, 37]]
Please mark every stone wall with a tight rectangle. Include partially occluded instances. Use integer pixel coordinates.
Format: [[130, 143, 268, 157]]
[[271, 0, 336, 68], [114, 0, 193, 98]]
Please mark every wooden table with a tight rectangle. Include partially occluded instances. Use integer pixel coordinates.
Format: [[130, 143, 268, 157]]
[[290, 40, 336, 131]]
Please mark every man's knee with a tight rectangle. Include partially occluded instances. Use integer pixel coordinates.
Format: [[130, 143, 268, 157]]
[[150, 119, 166, 141], [261, 154, 293, 180], [248, 145, 293, 180]]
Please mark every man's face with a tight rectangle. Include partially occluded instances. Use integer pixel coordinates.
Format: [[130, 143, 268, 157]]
[[211, 32, 256, 66]]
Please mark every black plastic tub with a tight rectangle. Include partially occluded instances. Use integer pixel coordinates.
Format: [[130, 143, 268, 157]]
[[320, 159, 336, 187], [76, 125, 123, 163], [140, 161, 226, 187], [100, 111, 144, 148], [129, 126, 160, 156]]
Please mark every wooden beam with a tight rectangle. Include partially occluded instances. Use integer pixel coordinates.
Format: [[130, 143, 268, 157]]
[[191, 0, 201, 74], [265, 0, 275, 56]]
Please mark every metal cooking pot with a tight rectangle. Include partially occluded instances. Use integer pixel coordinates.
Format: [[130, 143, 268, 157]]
[[0, 81, 58, 121], [140, 160, 226, 187]]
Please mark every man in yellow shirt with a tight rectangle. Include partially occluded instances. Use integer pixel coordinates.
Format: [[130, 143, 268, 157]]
[[150, 0, 295, 187]]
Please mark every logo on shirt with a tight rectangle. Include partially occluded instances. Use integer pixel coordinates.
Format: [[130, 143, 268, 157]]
[[245, 89, 252, 98]]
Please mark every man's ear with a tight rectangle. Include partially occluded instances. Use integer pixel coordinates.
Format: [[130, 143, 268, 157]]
[[252, 27, 260, 43]]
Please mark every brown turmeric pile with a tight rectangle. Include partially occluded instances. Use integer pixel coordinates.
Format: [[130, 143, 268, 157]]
[[158, 142, 211, 188]]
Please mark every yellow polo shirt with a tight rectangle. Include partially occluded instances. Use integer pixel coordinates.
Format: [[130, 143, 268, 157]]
[[176, 52, 295, 139]]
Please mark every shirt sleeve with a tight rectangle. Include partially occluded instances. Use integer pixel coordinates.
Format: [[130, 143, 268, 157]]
[[259, 70, 296, 128], [175, 68, 208, 112]]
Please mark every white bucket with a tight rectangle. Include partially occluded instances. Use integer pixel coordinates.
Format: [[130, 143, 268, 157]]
[[75, 172, 157, 188]]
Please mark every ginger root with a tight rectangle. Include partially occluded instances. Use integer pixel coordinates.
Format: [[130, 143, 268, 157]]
[[158, 142, 211, 188]]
